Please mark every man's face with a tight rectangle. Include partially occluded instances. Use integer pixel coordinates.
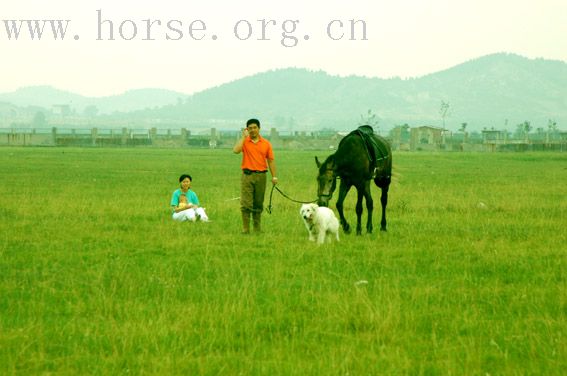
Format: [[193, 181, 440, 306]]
[[247, 123, 260, 138]]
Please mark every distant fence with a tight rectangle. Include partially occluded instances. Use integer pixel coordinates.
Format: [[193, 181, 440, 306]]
[[0, 127, 234, 148], [0, 127, 339, 150], [1, 127, 566, 152]]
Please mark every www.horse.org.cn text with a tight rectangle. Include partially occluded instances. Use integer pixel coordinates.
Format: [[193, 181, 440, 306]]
[[2, 10, 369, 48]]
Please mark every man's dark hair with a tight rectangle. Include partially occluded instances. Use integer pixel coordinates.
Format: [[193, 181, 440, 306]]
[[179, 174, 192, 182], [246, 118, 260, 128]]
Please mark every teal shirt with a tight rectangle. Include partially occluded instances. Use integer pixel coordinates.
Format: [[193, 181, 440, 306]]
[[171, 189, 200, 208]]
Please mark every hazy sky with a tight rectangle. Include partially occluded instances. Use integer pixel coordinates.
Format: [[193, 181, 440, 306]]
[[1, 0, 566, 96]]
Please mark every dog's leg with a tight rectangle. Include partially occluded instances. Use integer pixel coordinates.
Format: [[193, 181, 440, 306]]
[[317, 230, 326, 245], [306, 223, 316, 241]]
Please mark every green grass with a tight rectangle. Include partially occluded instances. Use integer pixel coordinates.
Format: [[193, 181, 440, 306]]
[[0, 147, 565, 375]]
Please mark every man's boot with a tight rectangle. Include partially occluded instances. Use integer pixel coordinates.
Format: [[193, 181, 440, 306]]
[[241, 211, 250, 234], [252, 212, 262, 233]]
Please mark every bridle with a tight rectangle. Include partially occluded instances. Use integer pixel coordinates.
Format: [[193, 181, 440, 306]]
[[317, 168, 337, 201]]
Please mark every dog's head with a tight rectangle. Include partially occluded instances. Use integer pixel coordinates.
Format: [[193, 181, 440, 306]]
[[300, 203, 318, 221]]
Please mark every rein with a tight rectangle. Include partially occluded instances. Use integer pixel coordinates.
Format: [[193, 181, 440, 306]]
[[267, 185, 317, 214]]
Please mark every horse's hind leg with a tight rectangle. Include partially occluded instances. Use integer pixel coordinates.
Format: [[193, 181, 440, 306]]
[[355, 187, 364, 235], [363, 182, 374, 234], [374, 176, 390, 232], [379, 183, 389, 232]]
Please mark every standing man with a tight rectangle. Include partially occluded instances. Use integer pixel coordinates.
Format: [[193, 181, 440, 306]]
[[233, 118, 278, 234]]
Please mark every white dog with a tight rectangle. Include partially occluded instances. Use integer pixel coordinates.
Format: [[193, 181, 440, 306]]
[[300, 203, 340, 245]]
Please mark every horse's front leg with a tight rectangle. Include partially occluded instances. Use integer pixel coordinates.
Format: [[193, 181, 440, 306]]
[[336, 181, 352, 234]]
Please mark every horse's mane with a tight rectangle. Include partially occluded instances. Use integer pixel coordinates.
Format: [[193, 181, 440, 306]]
[[320, 154, 335, 172]]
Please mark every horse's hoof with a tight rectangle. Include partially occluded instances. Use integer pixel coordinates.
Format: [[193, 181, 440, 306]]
[[343, 224, 351, 234], [380, 227, 387, 232]]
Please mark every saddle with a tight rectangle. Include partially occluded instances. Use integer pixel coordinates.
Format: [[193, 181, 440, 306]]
[[341, 125, 389, 178]]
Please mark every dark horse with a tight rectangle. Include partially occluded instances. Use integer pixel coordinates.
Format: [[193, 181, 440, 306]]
[[316, 125, 392, 234]]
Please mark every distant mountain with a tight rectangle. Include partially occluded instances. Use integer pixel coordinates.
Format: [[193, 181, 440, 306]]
[[139, 53, 566, 131], [0, 86, 186, 114], [0, 86, 84, 109], [93, 89, 188, 113], [2, 53, 566, 131]]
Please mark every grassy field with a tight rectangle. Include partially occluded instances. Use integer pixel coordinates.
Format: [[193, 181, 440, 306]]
[[0, 147, 565, 375]]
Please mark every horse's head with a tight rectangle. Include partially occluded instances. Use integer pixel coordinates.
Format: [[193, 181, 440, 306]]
[[315, 155, 336, 207]]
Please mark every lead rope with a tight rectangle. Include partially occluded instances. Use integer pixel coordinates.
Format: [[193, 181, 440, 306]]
[[267, 185, 317, 214]]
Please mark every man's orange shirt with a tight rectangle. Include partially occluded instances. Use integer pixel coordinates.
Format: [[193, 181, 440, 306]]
[[241, 135, 274, 171]]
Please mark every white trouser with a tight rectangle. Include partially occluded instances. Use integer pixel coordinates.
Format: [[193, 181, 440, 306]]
[[172, 207, 209, 222]]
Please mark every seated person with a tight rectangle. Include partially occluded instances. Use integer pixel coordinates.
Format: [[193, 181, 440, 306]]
[[171, 174, 209, 222]]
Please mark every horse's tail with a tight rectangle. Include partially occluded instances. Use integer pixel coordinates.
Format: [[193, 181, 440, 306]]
[[386, 168, 402, 187]]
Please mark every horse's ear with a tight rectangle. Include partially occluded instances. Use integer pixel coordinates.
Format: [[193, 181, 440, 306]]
[[315, 156, 322, 168]]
